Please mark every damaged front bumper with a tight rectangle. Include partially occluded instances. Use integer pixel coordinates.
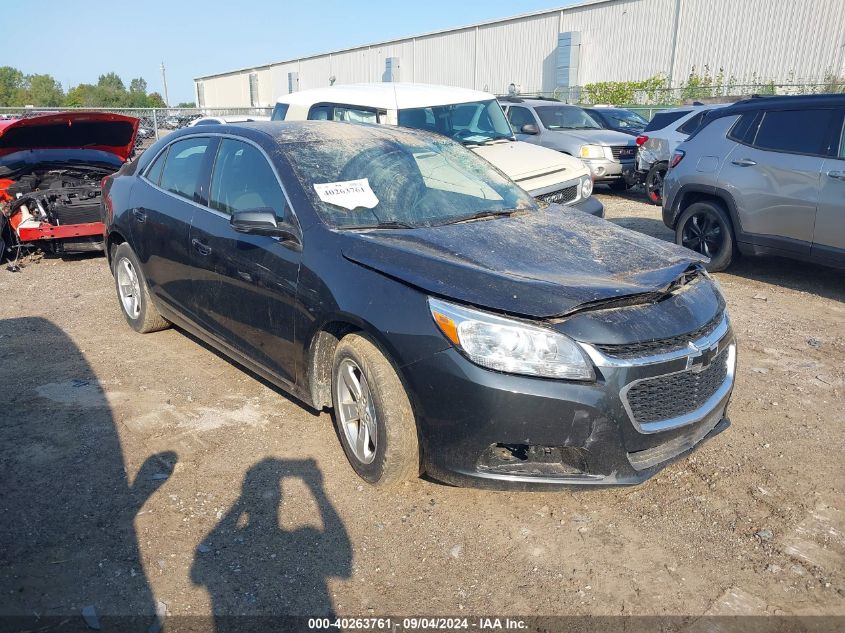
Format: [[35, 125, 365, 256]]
[[403, 306, 736, 490]]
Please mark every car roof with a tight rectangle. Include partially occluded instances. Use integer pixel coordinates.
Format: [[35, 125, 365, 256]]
[[168, 119, 447, 147], [275, 83, 496, 110], [498, 97, 572, 108], [711, 93, 845, 117]]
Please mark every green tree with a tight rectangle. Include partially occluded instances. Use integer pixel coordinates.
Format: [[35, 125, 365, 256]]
[[0, 66, 25, 106], [20, 74, 65, 106], [127, 77, 149, 107], [146, 92, 167, 108], [65, 83, 96, 107], [176, 101, 196, 108]]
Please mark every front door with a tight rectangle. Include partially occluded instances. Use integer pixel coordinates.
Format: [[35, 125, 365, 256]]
[[188, 137, 301, 384]]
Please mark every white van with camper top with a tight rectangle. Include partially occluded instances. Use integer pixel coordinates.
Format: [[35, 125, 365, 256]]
[[272, 83, 603, 216]]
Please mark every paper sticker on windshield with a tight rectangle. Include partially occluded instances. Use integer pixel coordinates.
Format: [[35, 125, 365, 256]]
[[313, 178, 379, 210]]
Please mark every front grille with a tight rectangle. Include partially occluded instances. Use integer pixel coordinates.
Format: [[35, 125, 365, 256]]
[[610, 145, 636, 161], [625, 347, 730, 425], [596, 312, 722, 360], [538, 185, 578, 205]]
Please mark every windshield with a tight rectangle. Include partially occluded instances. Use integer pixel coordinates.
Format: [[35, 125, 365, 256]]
[[398, 99, 514, 145], [285, 131, 536, 229], [596, 109, 647, 130], [535, 106, 602, 130]]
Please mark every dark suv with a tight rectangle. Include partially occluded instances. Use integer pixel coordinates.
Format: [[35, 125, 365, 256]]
[[663, 94, 845, 271]]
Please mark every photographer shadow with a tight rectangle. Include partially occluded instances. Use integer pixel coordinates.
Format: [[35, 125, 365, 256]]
[[191, 458, 351, 630]]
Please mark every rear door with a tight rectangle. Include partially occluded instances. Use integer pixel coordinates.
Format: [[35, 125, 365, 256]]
[[129, 136, 214, 315], [718, 108, 839, 251], [812, 109, 845, 265], [188, 137, 301, 384]]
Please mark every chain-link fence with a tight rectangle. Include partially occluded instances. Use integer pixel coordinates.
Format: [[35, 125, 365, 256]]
[[0, 107, 273, 154]]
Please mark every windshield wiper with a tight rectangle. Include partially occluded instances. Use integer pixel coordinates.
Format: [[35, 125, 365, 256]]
[[340, 220, 416, 230], [435, 209, 519, 226]]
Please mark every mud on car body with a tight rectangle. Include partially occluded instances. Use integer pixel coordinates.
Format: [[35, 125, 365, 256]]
[[103, 120, 736, 490], [0, 112, 138, 262]]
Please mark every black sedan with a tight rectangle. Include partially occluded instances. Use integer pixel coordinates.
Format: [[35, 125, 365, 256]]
[[102, 121, 736, 489]]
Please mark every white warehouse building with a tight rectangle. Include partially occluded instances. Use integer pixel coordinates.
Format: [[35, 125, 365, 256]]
[[193, 0, 845, 108]]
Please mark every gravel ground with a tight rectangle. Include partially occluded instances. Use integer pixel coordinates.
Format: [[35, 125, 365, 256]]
[[0, 189, 843, 626]]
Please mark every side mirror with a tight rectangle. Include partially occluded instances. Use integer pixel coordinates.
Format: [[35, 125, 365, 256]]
[[230, 208, 300, 244], [521, 123, 539, 135]]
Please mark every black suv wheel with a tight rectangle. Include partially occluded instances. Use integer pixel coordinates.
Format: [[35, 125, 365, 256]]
[[675, 201, 736, 272]]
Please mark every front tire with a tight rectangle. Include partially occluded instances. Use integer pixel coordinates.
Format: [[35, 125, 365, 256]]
[[608, 179, 631, 192], [331, 333, 420, 487], [112, 242, 170, 333], [675, 201, 736, 272], [645, 162, 667, 205]]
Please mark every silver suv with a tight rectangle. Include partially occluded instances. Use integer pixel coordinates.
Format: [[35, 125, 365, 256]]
[[663, 94, 845, 271], [500, 97, 637, 191]]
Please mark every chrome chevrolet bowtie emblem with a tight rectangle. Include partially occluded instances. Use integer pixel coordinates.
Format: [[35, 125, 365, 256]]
[[686, 340, 718, 372]]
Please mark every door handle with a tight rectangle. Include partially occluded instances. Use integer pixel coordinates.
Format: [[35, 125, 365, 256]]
[[191, 238, 212, 256], [132, 208, 147, 223], [827, 170, 845, 181], [731, 158, 757, 167]]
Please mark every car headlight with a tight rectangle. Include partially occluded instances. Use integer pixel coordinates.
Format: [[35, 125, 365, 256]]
[[580, 176, 593, 198], [428, 298, 594, 380], [579, 144, 605, 159]]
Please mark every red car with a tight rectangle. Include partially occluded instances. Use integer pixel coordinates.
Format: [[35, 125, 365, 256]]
[[0, 112, 138, 261]]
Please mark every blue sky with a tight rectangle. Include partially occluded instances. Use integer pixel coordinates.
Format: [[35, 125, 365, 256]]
[[2, 0, 578, 105]]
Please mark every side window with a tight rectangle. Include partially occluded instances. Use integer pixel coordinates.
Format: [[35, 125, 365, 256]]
[[271, 103, 289, 121], [144, 146, 169, 185], [727, 111, 760, 144], [209, 138, 290, 222], [507, 106, 537, 131], [676, 111, 706, 135], [838, 114, 845, 159], [334, 106, 379, 124], [753, 109, 838, 156], [159, 137, 210, 201], [308, 105, 332, 121]]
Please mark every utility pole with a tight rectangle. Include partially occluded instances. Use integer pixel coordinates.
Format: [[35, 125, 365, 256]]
[[160, 62, 170, 107]]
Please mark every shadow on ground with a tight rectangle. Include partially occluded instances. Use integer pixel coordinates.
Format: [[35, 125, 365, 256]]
[[0, 316, 175, 630]]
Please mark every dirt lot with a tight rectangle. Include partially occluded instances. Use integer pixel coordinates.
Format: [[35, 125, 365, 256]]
[[1, 190, 843, 627]]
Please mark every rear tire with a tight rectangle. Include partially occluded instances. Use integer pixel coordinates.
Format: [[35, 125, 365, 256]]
[[112, 242, 170, 333], [675, 201, 736, 272], [645, 162, 667, 205], [331, 333, 420, 487]]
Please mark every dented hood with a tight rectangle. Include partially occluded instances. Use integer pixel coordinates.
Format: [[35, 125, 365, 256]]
[[0, 112, 139, 162], [341, 207, 706, 318]]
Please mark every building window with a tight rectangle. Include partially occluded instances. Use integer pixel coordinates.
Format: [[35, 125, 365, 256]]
[[249, 73, 259, 107]]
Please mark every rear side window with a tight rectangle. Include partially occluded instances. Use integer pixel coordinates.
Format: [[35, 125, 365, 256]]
[[159, 137, 211, 202], [727, 111, 760, 144], [677, 111, 707, 135], [753, 109, 839, 156], [271, 103, 289, 121], [644, 110, 691, 132], [839, 117, 845, 158], [145, 147, 168, 185], [209, 138, 290, 222]]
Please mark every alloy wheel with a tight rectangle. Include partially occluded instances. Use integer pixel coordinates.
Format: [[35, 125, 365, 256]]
[[335, 358, 378, 464], [117, 258, 142, 319], [682, 211, 724, 259]]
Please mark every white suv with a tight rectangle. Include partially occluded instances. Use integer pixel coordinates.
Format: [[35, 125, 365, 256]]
[[272, 83, 603, 216]]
